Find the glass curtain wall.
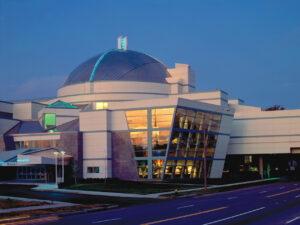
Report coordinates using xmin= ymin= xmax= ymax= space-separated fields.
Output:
xmin=164 ymin=107 xmax=221 ymax=179
xmin=126 ymin=108 xmax=174 ymax=179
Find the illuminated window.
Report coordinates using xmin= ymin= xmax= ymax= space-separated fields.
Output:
xmin=152 ymin=130 xmax=170 ymax=156
xmin=126 ymin=110 xmax=147 ymax=129
xmin=129 ymin=132 xmax=148 ymax=157
xmin=44 ymin=113 xmax=56 ymax=129
xmin=96 ymin=102 xmax=108 ymax=110
xmin=136 ymin=160 xmax=148 ymax=178
xmin=152 ymin=160 xmax=164 ymax=179
xmin=152 ymin=108 xmax=174 ymax=129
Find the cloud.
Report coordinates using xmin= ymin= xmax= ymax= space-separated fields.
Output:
xmin=0 ymin=75 xmax=65 ymax=101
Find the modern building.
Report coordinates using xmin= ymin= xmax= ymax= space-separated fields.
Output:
xmin=1 ymin=37 xmax=300 ymax=182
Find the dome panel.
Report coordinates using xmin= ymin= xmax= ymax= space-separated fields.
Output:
xmin=62 ymin=50 xmax=169 ymax=87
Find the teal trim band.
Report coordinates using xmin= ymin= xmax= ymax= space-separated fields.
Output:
xmin=89 ymin=49 xmax=117 ymax=82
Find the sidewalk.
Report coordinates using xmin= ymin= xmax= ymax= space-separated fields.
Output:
xmin=32 ymin=179 xmax=276 ymax=198
xmin=0 ymin=196 xmax=77 ymax=214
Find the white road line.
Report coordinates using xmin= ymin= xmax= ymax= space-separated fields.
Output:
xmin=286 ymin=216 xmax=300 ymax=224
xmin=294 ymin=184 xmax=299 ymax=186
xmin=92 ymin=218 xmax=121 ymax=224
xmin=295 ymin=195 xmax=300 ymax=198
xmin=177 ymin=204 xmax=194 ymax=209
xmin=202 ymin=207 xmax=265 ymax=225
xmin=259 ymin=191 xmax=267 ymax=194
xmin=280 ymin=186 xmax=285 ymax=189
xmin=227 ymin=197 xmax=238 ymax=200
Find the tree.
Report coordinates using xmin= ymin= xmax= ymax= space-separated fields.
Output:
xmin=70 ymin=160 xmax=79 ymax=184
xmin=263 ymin=105 xmax=285 ymax=111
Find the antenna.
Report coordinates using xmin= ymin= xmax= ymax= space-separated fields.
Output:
xmin=118 ymin=36 xmax=127 ymax=51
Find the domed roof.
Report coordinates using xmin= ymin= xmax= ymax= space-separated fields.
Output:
xmin=62 ymin=49 xmax=170 ymax=87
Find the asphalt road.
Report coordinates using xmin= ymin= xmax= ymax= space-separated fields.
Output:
xmin=37 ymin=181 xmax=300 ymax=225
xmin=0 ymin=184 xmax=162 ymax=207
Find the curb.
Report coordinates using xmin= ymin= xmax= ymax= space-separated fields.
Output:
xmin=0 ymin=204 xmax=119 ymax=224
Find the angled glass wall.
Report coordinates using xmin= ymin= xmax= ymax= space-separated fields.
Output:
xmin=126 ymin=108 xmax=174 ymax=179
xmin=163 ymin=107 xmax=221 ymax=179
xmin=125 ymin=107 xmax=222 ymax=180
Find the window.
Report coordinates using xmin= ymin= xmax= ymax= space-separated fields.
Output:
xmin=87 ymin=167 xmax=99 ymax=173
xmin=44 ymin=113 xmax=56 ymax=129
xmin=152 ymin=160 xmax=164 ymax=179
xmin=15 ymin=140 xmax=59 ymax=149
xmin=136 ymin=160 xmax=148 ymax=178
xmin=126 ymin=110 xmax=147 ymax=129
xmin=129 ymin=132 xmax=148 ymax=157
xmin=96 ymin=102 xmax=108 ymax=110
xmin=152 ymin=130 xmax=170 ymax=156
xmin=152 ymin=108 xmax=174 ymax=128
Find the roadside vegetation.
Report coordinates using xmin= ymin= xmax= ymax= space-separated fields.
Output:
xmin=0 ymin=204 xmax=109 ymax=220
xmin=0 ymin=198 xmax=50 ymax=209
xmin=61 ymin=179 xmax=202 ymax=194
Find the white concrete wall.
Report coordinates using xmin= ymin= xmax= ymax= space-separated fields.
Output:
xmin=80 ymin=110 xmax=110 ymax=131
xmin=178 ymin=90 xmax=228 ymax=106
xmin=210 ymin=114 xmax=233 ymax=178
xmin=82 ymin=132 xmax=112 ymax=178
xmin=13 ymin=103 xmax=32 ymax=120
xmin=56 ymin=81 xmax=171 ymax=104
xmin=13 ymin=134 xmax=60 ymax=142
xmin=0 ymin=101 xmax=13 ymax=113
xmin=0 ymin=119 xmax=19 ymax=134
xmin=110 ymin=111 xmax=128 ymax=131
xmin=228 ymin=107 xmax=300 ymax=155
xmin=83 ymin=159 xmax=112 ymax=179
xmin=166 ymin=63 xmax=196 ymax=93
xmin=31 ymin=102 xmax=46 ymax=119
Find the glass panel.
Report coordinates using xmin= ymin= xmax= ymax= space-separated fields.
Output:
xmin=152 ymin=130 xmax=170 ymax=156
xmin=174 ymin=160 xmax=185 ymax=178
xmin=152 ymin=108 xmax=174 ymax=129
xmin=174 ymin=108 xmax=185 ymax=128
xmin=126 ymin=110 xmax=147 ymax=129
xmin=129 ymin=132 xmax=148 ymax=157
xmin=152 ymin=160 xmax=164 ymax=179
xmin=164 ymin=160 xmax=175 ymax=179
xmin=137 ymin=160 xmax=148 ymax=178
xmin=44 ymin=113 xmax=56 ymax=129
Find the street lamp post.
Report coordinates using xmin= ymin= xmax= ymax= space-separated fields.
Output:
xmin=61 ymin=151 xmax=65 ymax=183
xmin=203 ymin=127 xmax=207 ymax=192
xmin=54 ymin=151 xmax=58 ymax=187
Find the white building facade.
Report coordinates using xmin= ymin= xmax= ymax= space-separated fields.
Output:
xmin=0 ymin=37 xmax=299 ymax=181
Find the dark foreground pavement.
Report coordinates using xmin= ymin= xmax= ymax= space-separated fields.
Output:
xmin=35 ymin=181 xmax=300 ymax=225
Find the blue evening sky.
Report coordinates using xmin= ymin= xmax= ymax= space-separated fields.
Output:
xmin=0 ymin=0 xmax=299 ymax=109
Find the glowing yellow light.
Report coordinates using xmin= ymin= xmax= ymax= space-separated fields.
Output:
xmin=96 ymin=102 xmax=108 ymax=110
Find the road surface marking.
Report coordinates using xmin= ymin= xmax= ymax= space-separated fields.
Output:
xmin=280 ymin=186 xmax=285 ymax=189
xmin=267 ymin=188 xmax=300 ymax=198
xmin=177 ymin=204 xmax=194 ymax=209
xmin=227 ymin=197 xmax=238 ymax=200
xmin=286 ymin=216 xmax=300 ymax=224
xmin=259 ymin=191 xmax=267 ymax=194
xmin=203 ymin=207 xmax=265 ymax=225
xmin=294 ymin=184 xmax=298 ymax=186
xmin=295 ymin=195 xmax=300 ymax=198
xmin=141 ymin=206 xmax=227 ymax=225
xmin=92 ymin=218 xmax=121 ymax=224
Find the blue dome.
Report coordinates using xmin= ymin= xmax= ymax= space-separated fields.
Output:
xmin=62 ymin=50 xmax=170 ymax=87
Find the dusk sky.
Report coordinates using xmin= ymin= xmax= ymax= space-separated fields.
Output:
xmin=0 ymin=0 xmax=299 ymax=109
